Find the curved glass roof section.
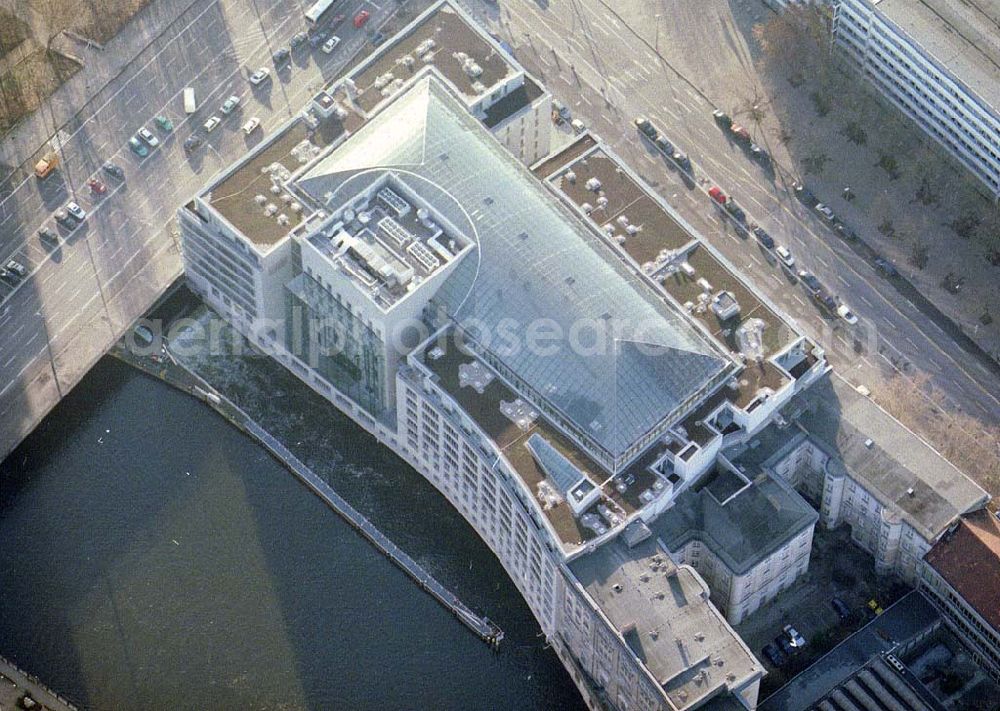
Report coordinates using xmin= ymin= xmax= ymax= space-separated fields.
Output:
xmin=298 ymin=77 xmax=731 ymax=459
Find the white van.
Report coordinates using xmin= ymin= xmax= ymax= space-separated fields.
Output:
xmin=183 ymin=87 xmax=197 ymax=114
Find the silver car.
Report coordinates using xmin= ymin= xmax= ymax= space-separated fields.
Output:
xmin=66 ymin=201 xmax=87 ymax=221
xmin=137 ymin=127 xmax=159 ymax=148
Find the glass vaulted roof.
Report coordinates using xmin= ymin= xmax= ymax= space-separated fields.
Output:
xmin=297 ymin=77 xmax=731 ymax=462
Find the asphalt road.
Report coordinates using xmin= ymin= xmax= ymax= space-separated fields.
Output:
xmin=0 ymin=0 xmax=403 ymax=458
xmin=460 ymin=0 xmax=1000 ymax=425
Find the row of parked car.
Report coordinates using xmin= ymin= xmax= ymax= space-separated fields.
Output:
xmin=634 ymin=116 xmax=691 ymax=172
xmin=712 ymin=109 xmax=771 ymax=168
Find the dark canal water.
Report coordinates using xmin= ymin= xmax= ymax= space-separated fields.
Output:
xmin=0 ymin=355 xmax=584 ymax=711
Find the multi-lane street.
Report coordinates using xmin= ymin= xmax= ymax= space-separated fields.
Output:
xmin=0 ymin=0 xmax=406 ymax=457
xmin=458 ymin=0 xmax=1000 ymax=427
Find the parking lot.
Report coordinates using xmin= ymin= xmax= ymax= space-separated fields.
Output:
xmin=0 ymin=0 xmax=425 ymax=457
xmin=735 ymin=523 xmax=912 ymax=696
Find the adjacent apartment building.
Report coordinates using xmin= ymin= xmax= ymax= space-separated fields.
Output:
xmin=725 ymin=375 xmax=989 ymax=586
xmin=831 ymin=0 xmax=1000 ymax=200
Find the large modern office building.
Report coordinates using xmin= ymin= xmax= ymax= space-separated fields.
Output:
xmin=831 ymin=0 xmax=1000 ymax=200
xmin=178 ymin=2 xmax=991 ymax=708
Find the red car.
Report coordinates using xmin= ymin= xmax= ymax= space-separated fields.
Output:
xmin=730 ymin=124 xmax=751 ymax=143
xmin=353 ymin=9 xmax=370 ymax=28
xmin=708 ymin=186 xmax=727 ymax=205
xmin=87 ymin=177 xmax=107 ymax=195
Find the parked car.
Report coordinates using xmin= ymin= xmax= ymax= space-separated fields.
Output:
xmin=775 ymin=634 xmax=795 ymax=656
xmin=310 ymin=29 xmax=330 ymax=49
xmin=775 ymin=245 xmax=795 ymax=270
xmin=837 ymin=303 xmax=859 ymax=325
xmin=752 ymin=224 xmax=774 ymax=248
xmin=783 ymin=625 xmax=807 ymax=648
xmin=66 ymin=201 xmax=87 ymax=221
xmin=34 ymin=152 xmax=59 ymax=179
xmin=831 ymin=597 xmax=852 ymax=621
xmin=369 ymin=31 xmax=386 ymax=46
xmin=798 ymin=270 xmax=823 ymax=296
xmin=203 ymin=116 xmax=221 ymax=132
xmin=242 ymin=117 xmax=261 ymax=135
xmin=655 ymin=134 xmax=673 ymax=155
xmin=38 ymin=225 xmax=58 ymax=242
xmin=290 ymin=31 xmax=308 ymax=49
xmin=712 ymin=109 xmax=732 ymax=128
xmin=815 ymin=203 xmax=836 ymax=221
xmin=86 ymin=177 xmax=107 ymax=194
xmin=249 ymin=67 xmax=271 ymax=85
xmin=54 ymin=209 xmax=75 ymax=227
xmin=102 ymin=162 xmax=124 ymax=180
xmin=874 ymin=257 xmax=899 ymax=278
xmin=329 ymin=13 xmax=345 ymax=28
xmin=634 ymin=116 xmax=657 ymax=138
xmin=730 ymin=124 xmax=751 ymax=143
xmin=708 ymin=185 xmax=727 ymax=204
xmin=128 ymin=136 xmax=148 ymax=156
xmin=321 ymin=36 xmax=341 ymax=54
xmin=5 ymin=259 xmax=28 ymax=278
xmin=762 ymin=643 xmax=787 ymax=667
xmin=571 ymin=118 xmax=586 ymax=133
xmin=184 ymin=134 xmax=204 ymax=152
xmin=137 ymin=127 xmax=159 ymax=148
xmin=273 ymin=47 xmax=291 ymax=65
xmin=815 ymin=290 xmax=838 ymax=312
xmin=793 ymin=181 xmax=817 ymax=207
xmin=672 ymin=150 xmax=690 ymax=171
xmin=835 ymin=223 xmax=858 ymax=241
xmin=750 ymin=144 xmax=770 ymax=165
xmin=154 ymin=115 xmax=173 ymax=132
xmin=220 ymin=95 xmax=241 ymax=115
xmin=553 ymin=100 xmax=571 ymax=122
xmin=725 ymin=200 xmax=746 ymax=223
xmin=354 ymin=9 xmax=370 ymax=28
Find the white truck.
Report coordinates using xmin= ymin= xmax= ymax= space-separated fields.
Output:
xmin=183 ymin=87 xmax=197 ymax=114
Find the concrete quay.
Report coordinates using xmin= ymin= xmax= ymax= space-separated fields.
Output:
xmin=0 ymin=654 xmax=77 ymax=711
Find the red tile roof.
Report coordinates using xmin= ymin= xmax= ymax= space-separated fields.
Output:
xmin=924 ymin=508 xmax=1000 ymax=631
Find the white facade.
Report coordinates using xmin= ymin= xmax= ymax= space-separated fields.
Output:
xmin=832 ymin=0 xmax=1000 ymax=200
xmin=485 ymin=82 xmax=552 ymax=167
xmin=394 ymin=366 xmax=697 ymax=711
xmin=671 ymin=525 xmax=814 ymax=626
xmin=769 ymin=436 xmax=932 ymax=583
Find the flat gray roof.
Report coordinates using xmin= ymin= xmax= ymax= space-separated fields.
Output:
xmin=873 ymin=0 xmax=1000 ymax=116
xmin=729 ymin=375 xmax=989 ymax=542
xmin=569 ymin=538 xmax=762 ymax=710
xmin=649 ymin=467 xmax=817 ymax=576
